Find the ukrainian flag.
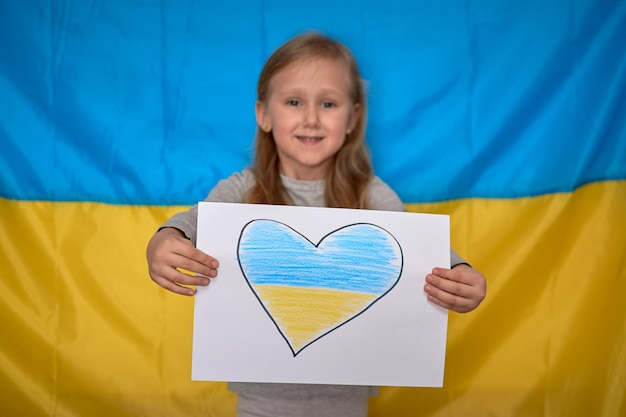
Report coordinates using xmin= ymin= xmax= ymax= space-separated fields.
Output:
xmin=1 ymin=1 xmax=624 ymax=416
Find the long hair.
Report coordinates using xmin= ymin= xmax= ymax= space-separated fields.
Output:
xmin=247 ymin=32 xmax=373 ymax=209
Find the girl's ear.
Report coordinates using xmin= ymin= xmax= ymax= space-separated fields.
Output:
xmin=348 ymin=102 xmax=361 ymax=134
xmin=255 ymin=101 xmax=271 ymax=132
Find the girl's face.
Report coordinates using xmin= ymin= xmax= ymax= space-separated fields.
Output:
xmin=256 ymin=57 xmax=360 ymax=181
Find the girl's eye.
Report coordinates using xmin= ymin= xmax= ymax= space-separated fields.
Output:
xmin=287 ymin=99 xmax=300 ymax=106
xmin=321 ymin=101 xmax=335 ymax=108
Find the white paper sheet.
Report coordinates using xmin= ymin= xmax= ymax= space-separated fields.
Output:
xmin=192 ymin=202 xmax=449 ymax=387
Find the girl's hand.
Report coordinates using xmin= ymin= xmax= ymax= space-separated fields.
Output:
xmin=424 ymin=264 xmax=486 ymax=313
xmin=146 ymin=227 xmax=219 ymax=296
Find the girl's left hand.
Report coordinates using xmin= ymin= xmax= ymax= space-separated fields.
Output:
xmin=424 ymin=264 xmax=486 ymax=313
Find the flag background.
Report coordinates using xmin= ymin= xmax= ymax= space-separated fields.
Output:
xmin=1 ymin=1 xmax=625 ymax=416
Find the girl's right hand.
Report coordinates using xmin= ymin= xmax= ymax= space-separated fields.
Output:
xmin=146 ymin=227 xmax=220 ymax=296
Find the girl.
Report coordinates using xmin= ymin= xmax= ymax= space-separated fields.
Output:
xmin=147 ymin=32 xmax=486 ymax=417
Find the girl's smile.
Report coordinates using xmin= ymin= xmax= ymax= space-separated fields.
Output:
xmin=296 ymin=136 xmax=323 ymax=142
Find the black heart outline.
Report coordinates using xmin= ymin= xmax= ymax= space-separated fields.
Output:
xmin=237 ymin=219 xmax=404 ymax=357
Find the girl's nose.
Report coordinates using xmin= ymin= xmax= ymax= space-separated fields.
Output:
xmin=304 ymin=106 xmax=320 ymax=128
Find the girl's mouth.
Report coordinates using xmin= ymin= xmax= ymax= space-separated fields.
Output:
xmin=296 ymin=136 xmax=323 ymax=142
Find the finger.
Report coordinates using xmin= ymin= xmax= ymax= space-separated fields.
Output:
xmin=424 ymin=281 xmax=469 ymax=311
xmin=430 ymin=266 xmax=486 ymax=298
xmin=152 ymin=275 xmax=197 ymax=296
xmin=154 ymin=242 xmax=219 ymax=279
xmin=173 ymin=254 xmax=219 ymax=279
xmin=432 ymin=267 xmax=469 ymax=283
xmin=425 ymin=292 xmax=455 ymax=311
xmin=424 ymin=285 xmax=477 ymax=313
xmin=426 ymin=272 xmax=473 ymax=300
xmin=427 ymin=295 xmax=473 ymax=313
xmin=161 ymin=260 xmax=213 ymax=287
xmin=174 ymin=245 xmax=220 ymax=278
xmin=151 ymin=266 xmax=212 ymax=295
xmin=436 ymin=266 xmax=486 ymax=287
xmin=425 ymin=267 xmax=486 ymax=312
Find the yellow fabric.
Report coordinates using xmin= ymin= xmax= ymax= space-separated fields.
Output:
xmin=1 ymin=180 xmax=624 ymax=416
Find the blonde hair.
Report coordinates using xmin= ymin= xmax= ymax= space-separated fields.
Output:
xmin=247 ymin=32 xmax=373 ymax=209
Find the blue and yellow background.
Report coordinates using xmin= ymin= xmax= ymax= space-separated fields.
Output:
xmin=1 ymin=1 xmax=624 ymax=416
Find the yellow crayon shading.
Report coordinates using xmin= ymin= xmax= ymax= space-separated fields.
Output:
xmin=253 ymin=284 xmax=378 ymax=353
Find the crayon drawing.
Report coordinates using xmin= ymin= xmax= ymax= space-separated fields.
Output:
xmin=194 ymin=202 xmax=450 ymax=386
xmin=237 ymin=219 xmax=404 ymax=356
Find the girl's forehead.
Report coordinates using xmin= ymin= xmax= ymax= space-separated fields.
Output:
xmin=270 ymin=57 xmax=351 ymax=87
xmin=282 ymin=56 xmax=347 ymax=73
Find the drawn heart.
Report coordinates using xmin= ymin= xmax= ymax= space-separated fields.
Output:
xmin=237 ymin=220 xmax=404 ymax=356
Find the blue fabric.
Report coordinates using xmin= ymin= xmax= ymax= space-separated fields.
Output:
xmin=1 ymin=0 xmax=625 ymax=204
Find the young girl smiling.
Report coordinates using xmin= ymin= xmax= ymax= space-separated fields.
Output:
xmin=147 ymin=32 xmax=486 ymax=417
